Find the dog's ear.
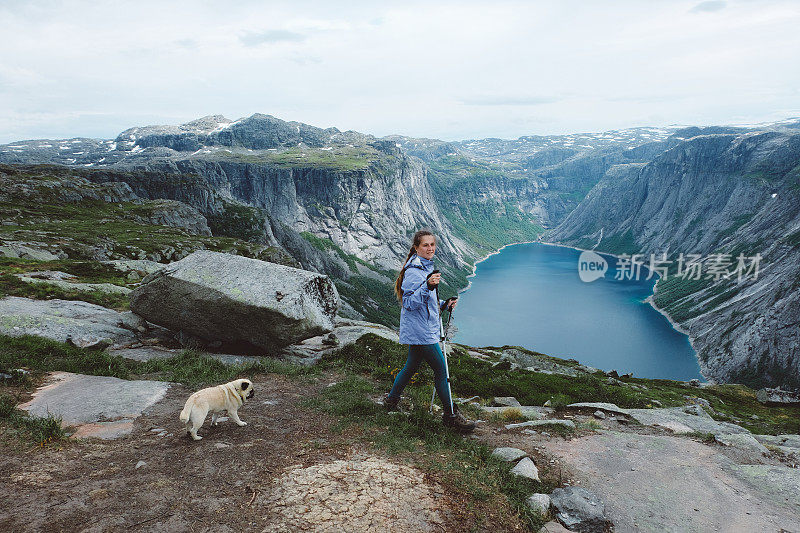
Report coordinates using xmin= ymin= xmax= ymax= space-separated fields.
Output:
xmin=241 ymin=381 xmax=249 ymax=390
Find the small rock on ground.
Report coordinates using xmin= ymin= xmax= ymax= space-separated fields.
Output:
xmin=550 ymin=486 xmax=611 ymax=533
xmin=491 ymin=447 xmax=527 ymax=462
xmin=510 ymin=457 xmax=540 ymax=481
xmin=527 ymin=493 xmax=551 ymax=518
xmin=492 ymin=396 xmax=522 ymax=407
xmin=538 ymin=520 xmax=573 ymax=533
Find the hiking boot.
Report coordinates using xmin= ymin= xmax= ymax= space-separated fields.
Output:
xmin=383 ymin=394 xmax=400 ymax=412
xmin=442 ymin=404 xmax=476 ymax=433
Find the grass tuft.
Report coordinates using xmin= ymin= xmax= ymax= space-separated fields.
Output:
xmin=0 ymin=392 xmax=68 ymax=446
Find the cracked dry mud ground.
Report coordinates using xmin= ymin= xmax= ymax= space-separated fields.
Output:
xmin=0 ymin=374 xmax=469 ymax=532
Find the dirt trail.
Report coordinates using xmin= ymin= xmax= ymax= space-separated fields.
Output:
xmin=0 ymin=374 xmax=459 ymax=532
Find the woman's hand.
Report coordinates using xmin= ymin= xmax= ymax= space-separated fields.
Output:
xmin=445 ymin=297 xmax=458 ymax=310
xmin=426 ymin=272 xmax=441 ymax=290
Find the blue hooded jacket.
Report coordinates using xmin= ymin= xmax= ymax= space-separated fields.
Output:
xmin=398 ymin=253 xmax=447 ymax=345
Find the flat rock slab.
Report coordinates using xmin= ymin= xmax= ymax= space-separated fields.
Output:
xmin=715 ymin=433 xmax=770 ymax=463
xmin=753 ymin=434 xmax=800 ymax=450
xmin=19 ymin=372 xmax=170 ymax=439
xmin=506 ymin=419 xmax=576 ymax=430
xmin=261 ymin=457 xmax=445 ymax=532
xmin=15 ymin=275 xmax=132 ymax=295
xmin=0 ymin=296 xmax=139 ymax=347
xmin=543 ymin=430 xmax=800 ymax=532
xmin=626 ymin=407 xmax=750 ymax=436
xmin=567 ymin=402 xmax=752 ymax=436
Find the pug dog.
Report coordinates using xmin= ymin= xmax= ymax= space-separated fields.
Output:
xmin=179 ymin=378 xmax=254 ymax=440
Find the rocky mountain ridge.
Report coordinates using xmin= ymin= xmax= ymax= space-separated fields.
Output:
xmin=547 ymin=128 xmax=800 ymax=389
xmin=2 ymin=114 xmax=800 ymax=387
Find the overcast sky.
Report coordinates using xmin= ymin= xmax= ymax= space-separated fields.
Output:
xmin=1 ymin=0 xmax=798 ymax=143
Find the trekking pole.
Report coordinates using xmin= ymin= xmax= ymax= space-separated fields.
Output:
xmin=430 ymin=301 xmax=456 ymax=414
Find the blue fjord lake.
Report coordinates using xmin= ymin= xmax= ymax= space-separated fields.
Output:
xmin=452 ymin=242 xmax=704 ymax=381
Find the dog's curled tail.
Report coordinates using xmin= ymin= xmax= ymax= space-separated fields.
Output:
xmin=179 ymin=402 xmax=192 ymax=424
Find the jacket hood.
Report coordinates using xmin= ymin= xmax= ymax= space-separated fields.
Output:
xmin=404 ymin=253 xmax=434 ymax=270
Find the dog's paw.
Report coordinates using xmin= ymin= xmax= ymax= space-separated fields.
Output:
xmin=236 ymin=421 xmax=247 ymax=427
xmin=191 ymin=434 xmax=203 ymax=441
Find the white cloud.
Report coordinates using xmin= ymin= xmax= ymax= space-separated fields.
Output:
xmin=0 ymin=0 xmax=798 ymax=143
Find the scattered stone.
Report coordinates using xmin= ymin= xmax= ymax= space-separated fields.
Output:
xmin=538 ymin=520 xmax=572 ymax=533
xmin=689 ymin=379 xmax=701 ymax=387
xmin=756 ymin=388 xmax=800 ymax=406
xmin=593 ymin=410 xmax=606 ymax=420
xmin=0 ymin=243 xmax=61 ymax=261
xmin=130 ymin=250 xmax=338 ymax=351
xmin=281 ymin=318 xmax=399 ymax=364
xmin=544 ymin=399 xmax=552 ymax=407
xmin=550 ymin=486 xmax=611 ymax=533
xmin=526 ymin=493 xmax=551 ymax=518
xmin=491 ymin=447 xmax=528 ymax=462
xmin=507 ymin=419 xmax=576 ymax=430
xmin=510 ymin=457 xmax=540 ymax=481
xmin=101 ymin=259 xmax=164 ymax=276
xmin=567 ymin=402 xmax=751 ymax=436
xmin=321 ymin=332 xmax=338 ymax=346
xmin=566 ymin=402 xmax=630 ymax=417
xmin=606 ymin=370 xmax=619 ymax=378
xmin=492 ymin=396 xmax=522 ymax=407
xmin=215 ymin=442 xmax=231 ymax=449
xmin=67 ymin=335 xmax=113 ymax=350
xmin=20 ymin=271 xmax=77 ymax=281
xmin=135 ymin=461 xmax=146 ymax=469
xmin=492 ymin=359 xmax=513 ymax=371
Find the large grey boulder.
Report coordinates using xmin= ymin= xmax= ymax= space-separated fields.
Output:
xmin=550 ymin=486 xmax=611 ymax=533
xmin=130 ymin=250 xmax=338 ymax=351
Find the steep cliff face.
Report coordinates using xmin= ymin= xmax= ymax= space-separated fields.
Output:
xmin=548 ymin=130 xmax=800 ymax=388
xmin=127 ymin=149 xmax=471 ymax=272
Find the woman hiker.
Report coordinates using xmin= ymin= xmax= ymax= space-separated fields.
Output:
xmin=383 ymin=229 xmax=476 ymax=433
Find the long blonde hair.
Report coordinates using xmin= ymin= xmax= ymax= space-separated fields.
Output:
xmin=394 ymin=230 xmax=434 ymax=302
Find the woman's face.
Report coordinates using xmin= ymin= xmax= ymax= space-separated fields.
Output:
xmin=415 ymin=235 xmax=436 ymax=260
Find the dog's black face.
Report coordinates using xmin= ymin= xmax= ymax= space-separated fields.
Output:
xmin=241 ymin=380 xmax=255 ymax=399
